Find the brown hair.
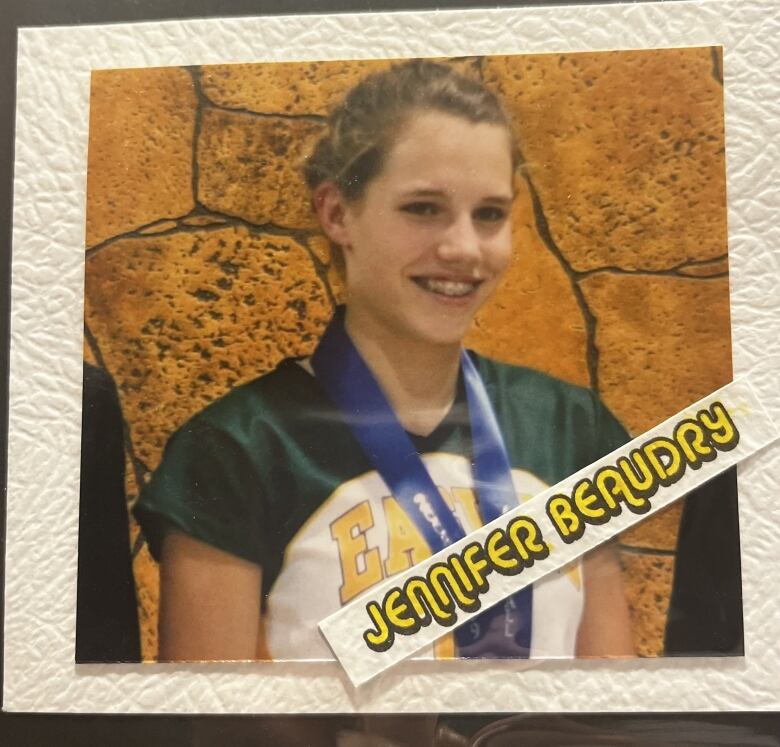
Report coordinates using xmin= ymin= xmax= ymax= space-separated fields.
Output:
xmin=304 ymin=59 xmax=519 ymax=202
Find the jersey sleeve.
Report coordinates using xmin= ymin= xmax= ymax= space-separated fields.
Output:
xmin=134 ymin=416 xmax=266 ymax=568
xmin=590 ymin=393 xmax=631 ymax=462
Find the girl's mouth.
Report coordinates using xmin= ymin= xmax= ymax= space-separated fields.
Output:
xmin=413 ymin=277 xmax=481 ymax=298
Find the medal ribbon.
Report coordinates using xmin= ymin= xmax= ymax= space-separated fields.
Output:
xmin=311 ymin=308 xmax=532 ymax=655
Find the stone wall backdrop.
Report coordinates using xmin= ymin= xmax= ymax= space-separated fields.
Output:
xmin=83 ymin=48 xmax=731 ymax=662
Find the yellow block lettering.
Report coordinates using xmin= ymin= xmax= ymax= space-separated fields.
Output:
xmin=330 ymin=501 xmax=383 ymax=604
xmin=449 ymin=554 xmax=476 ymax=593
xmin=463 ymin=543 xmax=491 ymax=588
xmin=507 ymin=517 xmax=546 ymax=561
xmin=385 ymin=589 xmax=415 ymax=629
xmin=429 ymin=563 xmax=477 ymax=613
xmin=363 ymin=601 xmax=393 ymax=652
xmin=643 ymin=437 xmax=684 ymax=484
xmin=486 ymin=529 xmax=519 ymax=571
xmin=595 ymin=466 xmax=648 ymax=513
xmin=573 ymin=478 xmax=606 ymax=519
xmin=617 ymin=450 xmax=655 ymax=493
xmin=407 ymin=577 xmax=450 ymax=625
xmin=382 ymin=496 xmax=430 ymax=576
xmin=700 ymin=401 xmax=740 ymax=450
xmin=674 ymin=420 xmax=714 ymax=466
xmin=546 ymin=494 xmax=582 ymax=543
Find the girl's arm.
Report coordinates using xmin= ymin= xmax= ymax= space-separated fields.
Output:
xmin=158 ymin=529 xmax=262 ymax=662
xmin=575 ymin=542 xmax=636 ymax=657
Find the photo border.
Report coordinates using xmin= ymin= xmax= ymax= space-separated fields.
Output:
xmin=5 ymin=0 xmax=780 ymax=713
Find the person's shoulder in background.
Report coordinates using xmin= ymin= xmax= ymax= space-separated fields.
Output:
xmin=665 ymin=466 xmax=743 ymax=656
xmin=471 ymin=352 xmax=629 ymax=474
xmin=77 ymin=362 xmax=141 ymax=663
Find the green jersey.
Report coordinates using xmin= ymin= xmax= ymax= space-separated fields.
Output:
xmin=135 ymin=353 xmax=628 ymax=660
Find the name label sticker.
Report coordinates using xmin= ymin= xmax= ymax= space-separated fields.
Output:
xmin=318 ymin=377 xmax=779 ymax=687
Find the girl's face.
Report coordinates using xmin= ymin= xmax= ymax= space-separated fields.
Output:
xmin=322 ymin=110 xmax=514 ymax=348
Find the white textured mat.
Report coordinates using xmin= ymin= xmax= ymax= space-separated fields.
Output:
xmin=6 ymin=0 xmax=780 ymax=713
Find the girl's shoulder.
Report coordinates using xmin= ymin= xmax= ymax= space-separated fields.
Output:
xmin=470 ymin=352 xmax=629 ymax=469
xmin=180 ymin=357 xmax=323 ymax=442
xmin=471 ymin=351 xmax=595 ymax=406
xmin=469 ymin=351 xmax=626 ymax=437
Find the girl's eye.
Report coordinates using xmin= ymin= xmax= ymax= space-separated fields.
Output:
xmin=401 ymin=202 xmax=440 ymax=217
xmin=474 ymin=205 xmax=508 ymax=223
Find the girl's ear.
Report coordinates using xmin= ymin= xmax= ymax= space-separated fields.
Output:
xmin=311 ymin=182 xmax=352 ymax=248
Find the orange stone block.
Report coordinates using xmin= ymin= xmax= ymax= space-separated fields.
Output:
xmin=678 ymin=256 xmax=729 ymax=277
xmin=84 ymin=226 xmax=334 ymax=473
xmin=199 ymin=57 xmax=480 ymax=117
xmin=200 ymin=58 xmax=395 ymax=116
xmin=580 ymin=273 xmax=732 ymax=435
xmin=197 ymin=108 xmax=324 ymax=229
xmin=86 ymin=67 xmax=197 ymax=248
xmin=621 ymin=552 xmax=674 ymax=657
xmin=466 ymin=176 xmax=589 ymax=388
xmin=620 ymin=502 xmax=682 ymax=552
xmin=484 ymin=48 xmax=727 ymax=271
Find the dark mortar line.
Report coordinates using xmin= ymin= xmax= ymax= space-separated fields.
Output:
xmin=83 ymin=322 xmax=148 ymax=510
xmin=520 ymin=166 xmax=600 ymax=392
xmin=186 ymin=208 xmax=322 ymax=246
xmin=130 ymin=530 xmax=146 ymax=559
xmin=187 ymin=66 xmax=207 ymax=208
xmin=676 ymin=253 xmax=729 ymax=268
xmin=241 ymin=218 xmax=319 ymax=243
xmin=85 ymin=211 xmax=320 ymax=257
xmin=475 ymin=54 xmax=486 ymax=81
xmin=619 ymin=544 xmax=676 ymax=558
xmin=678 ymin=270 xmax=729 ymax=280
xmin=218 ymin=206 xmax=339 ymax=306
xmin=576 ymin=264 xmax=729 ymax=280
xmin=300 ymin=239 xmax=338 ymax=310
xmin=83 ymin=320 xmax=108 ymax=370
xmin=710 ymin=46 xmax=724 ymax=87
xmin=85 ymin=214 xmax=195 ymax=258
xmin=201 ymin=99 xmax=327 ymax=124
xmin=576 ymin=253 xmax=729 ymax=279
xmin=158 ymin=203 xmax=320 ymax=244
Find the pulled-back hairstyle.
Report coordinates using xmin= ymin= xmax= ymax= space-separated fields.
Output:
xmin=304 ymin=59 xmax=519 ymax=202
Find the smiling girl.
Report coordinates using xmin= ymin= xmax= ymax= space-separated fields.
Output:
xmin=135 ymin=59 xmax=635 ymax=662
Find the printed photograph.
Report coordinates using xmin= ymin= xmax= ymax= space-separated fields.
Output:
xmin=77 ymin=48 xmax=739 ymax=664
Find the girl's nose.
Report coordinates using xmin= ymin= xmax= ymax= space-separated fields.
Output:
xmin=436 ymin=215 xmax=481 ymax=265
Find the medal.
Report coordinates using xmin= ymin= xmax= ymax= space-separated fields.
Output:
xmin=312 ymin=308 xmax=532 ymax=657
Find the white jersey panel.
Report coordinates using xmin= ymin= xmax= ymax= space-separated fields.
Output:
xmin=264 ymin=453 xmax=583 ymax=661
